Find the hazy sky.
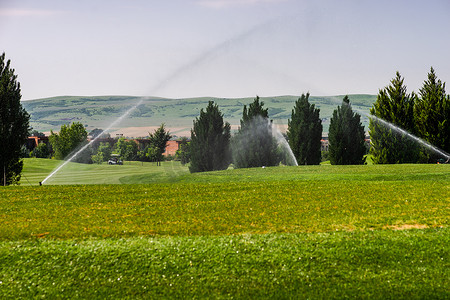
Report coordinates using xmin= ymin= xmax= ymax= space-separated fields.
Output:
xmin=1 ymin=0 xmax=450 ymax=100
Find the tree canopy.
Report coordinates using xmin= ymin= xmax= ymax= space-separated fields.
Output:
xmin=189 ymin=101 xmax=231 ymax=173
xmin=148 ymin=124 xmax=172 ymax=163
xmin=232 ymin=96 xmax=280 ymax=168
xmin=369 ymin=72 xmax=420 ymax=163
xmin=329 ymin=96 xmax=366 ymax=165
xmin=114 ymin=137 xmax=138 ymax=161
xmin=414 ymin=67 xmax=450 ymax=161
xmin=287 ymin=93 xmax=322 ymax=165
xmin=0 ymin=52 xmax=30 ymax=185
xmin=49 ymin=122 xmax=88 ymax=161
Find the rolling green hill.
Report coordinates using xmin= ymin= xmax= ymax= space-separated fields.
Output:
xmin=22 ymin=94 xmax=376 ymax=136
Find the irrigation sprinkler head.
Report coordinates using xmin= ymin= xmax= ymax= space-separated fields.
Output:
xmin=39 ymin=181 xmax=42 ymax=186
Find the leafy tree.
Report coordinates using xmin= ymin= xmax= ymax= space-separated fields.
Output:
xmin=232 ymin=96 xmax=280 ymax=168
xmin=91 ymin=142 xmax=112 ymax=164
xmin=31 ymin=142 xmax=51 ymax=158
xmin=138 ymin=145 xmax=159 ymax=162
xmin=49 ymin=122 xmax=88 ymax=160
xmin=114 ymin=137 xmax=138 ymax=161
xmin=328 ymin=96 xmax=366 ymax=165
xmin=189 ymin=101 xmax=231 ymax=173
xmin=148 ymin=124 xmax=172 ymax=165
xmin=0 ymin=52 xmax=30 ymax=185
xmin=414 ymin=67 xmax=450 ymax=161
xmin=287 ymin=93 xmax=322 ymax=165
xmin=176 ymin=137 xmax=190 ymax=165
xmin=369 ymin=72 xmax=420 ymax=164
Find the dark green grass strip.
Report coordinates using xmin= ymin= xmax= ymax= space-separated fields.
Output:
xmin=0 ymin=229 xmax=448 ymax=299
xmin=1 ymin=181 xmax=448 ymax=240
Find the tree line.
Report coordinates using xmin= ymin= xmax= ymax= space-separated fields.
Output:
xmin=29 ymin=123 xmax=174 ymax=165
xmin=186 ymin=94 xmax=367 ymax=172
xmin=369 ymin=68 xmax=450 ymax=163
xmin=187 ymin=68 xmax=450 ymax=171
xmin=1 ymin=50 xmax=449 ymax=184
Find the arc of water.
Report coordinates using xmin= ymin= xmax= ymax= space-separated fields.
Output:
xmin=367 ymin=114 xmax=450 ymax=160
xmin=332 ymin=99 xmax=450 ymax=160
xmin=40 ymin=98 xmax=145 ymax=184
xmin=40 ymin=17 xmax=293 ymax=184
xmin=270 ymin=120 xmax=298 ymax=166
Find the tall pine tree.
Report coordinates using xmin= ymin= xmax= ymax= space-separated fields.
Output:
xmin=287 ymin=93 xmax=322 ymax=165
xmin=0 ymin=53 xmax=30 ymax=185
xmin=414 ymin=67 xmax=450 ymax=161
xmin=189 ymin=101 xmax=231 ymax=173
xmin=148 ymin=123 xmax=171 ymax=165
xmin=232 ymin=96 xmax=280 ymax=168
xmin=369 ymin=72 xmax=420 ymax=163
xmin=329 ymin=96 xmax=366 ymax=165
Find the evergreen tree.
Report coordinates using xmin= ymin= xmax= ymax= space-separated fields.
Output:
xmin=232 ymin=96 xmax=280 ymax=168
xmin=189 ymin=101 xmax=231 ymax=173
xmin=328 ymin=96 xmax=366 ymax=165
xmin=49 ymin=122 xmax=88 ymax=160
xmin=287 ymin=93 xmax=322 ymax=165
xmin=148 ymin=123 xmax=172 ymax=165
xmin=369 ymin=72 xmax=420 ymax=163
xmin=0 ymin=53 xmax=30 ymax=185
xmin=414 ymin=67 xmax=450 ymax=161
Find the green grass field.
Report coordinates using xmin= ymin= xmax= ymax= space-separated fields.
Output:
xmin=1 ymin=159 xmax=449 ymax=298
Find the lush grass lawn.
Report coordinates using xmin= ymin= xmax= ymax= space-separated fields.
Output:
xmin=2 ymin=180 xmax=449 ymax=239
xmin=2 ymin=160 xmax=449 ymax=298
xmin=20 ymin=158 xmax=450 ymax=185
xmin=20 ymin=158 xmax=189 ymax=185
xmin=1 ymin=230 xmax=448 ymax=299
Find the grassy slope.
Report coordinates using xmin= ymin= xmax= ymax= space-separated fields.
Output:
xmin=2 ymin=160 xmax=449 ymax=298
xmin=20 ymin=158 xmax=188 ymax=185
xmin=22 ymin=94 xmax=376 ymax=134
xmin=20 ymin=158 xmax=449 ymax=185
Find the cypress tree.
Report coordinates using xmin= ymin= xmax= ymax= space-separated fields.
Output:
xmin=189 ymin=101 xmax=231 ymax=173
xmin=414 ymin=67 xmax=450 ymax=161
xmin=369 ymin=72 xmax=420 ymax=163
xmin=329 ymin=96 xmax=366 ymax=165
xmin=0 ymin=53 xmax=30 ymax=185
xmin=148 ymin=123 xmax=172 ymax=165
xmin=232 ymin=96 xmax=280 ymax=168
xmin=287 ymin=93 xmax=322 ymax=165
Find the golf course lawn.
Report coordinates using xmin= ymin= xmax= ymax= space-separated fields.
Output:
xmin=1 ymin=159 xmax=448 ymax=298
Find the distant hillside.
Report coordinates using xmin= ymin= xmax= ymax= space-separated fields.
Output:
xmin=22 ymin=94 xmax=376 ymax=137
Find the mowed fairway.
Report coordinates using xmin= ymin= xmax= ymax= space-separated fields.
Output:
xmin=1 ymin=160 xmax=449 ymax=298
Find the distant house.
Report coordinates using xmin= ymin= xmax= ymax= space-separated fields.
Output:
xmin=134 ymin=139 xmax=183 ymax=157
xmin=26 ymin=136 xmax=50 ymax=152
xmin=163 ymin=140 xmax=182 ymax=157
xmin=321 ymin=138 xmax=329 ymax=151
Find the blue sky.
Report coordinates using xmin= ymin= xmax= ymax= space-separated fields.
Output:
xmin=1 ymin=0 xmax=450 ymax=100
